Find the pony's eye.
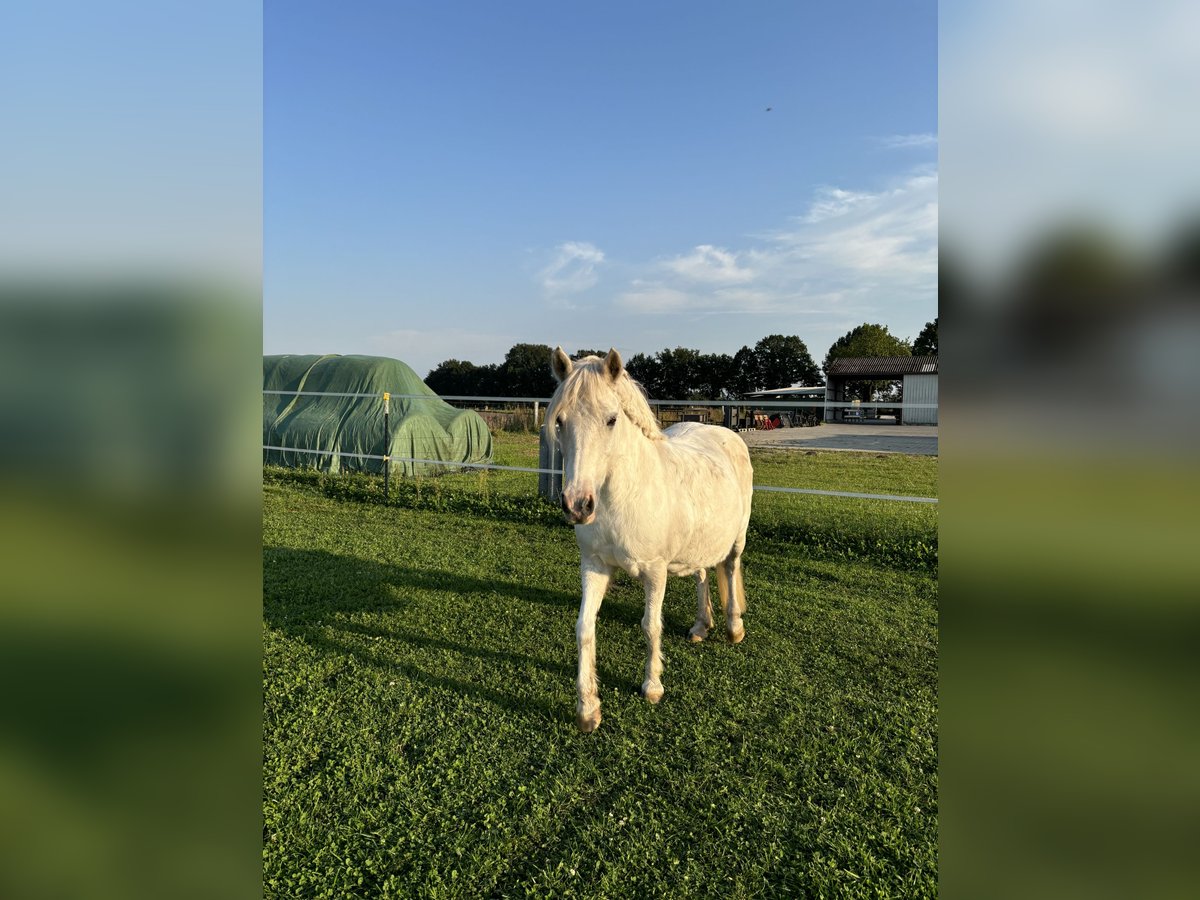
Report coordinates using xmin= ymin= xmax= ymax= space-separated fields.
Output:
xmin=606 ymin=414 xmax=617 ymax=428
xmin=555 ymin=415 xmax=563 ymax=428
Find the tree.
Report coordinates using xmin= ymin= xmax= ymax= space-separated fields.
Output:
xmin=425 ymin=359 xmax=483 ymax=395
xmin=913 ymin=317 xmax=938 ymax=356
xmin=695 ymin=352 xmax=736 ymax=399
xmin=823 ymin=323 xmax=912 ymax=401
xmin=753 ymin=334 xmax=821 ymax=389
xmin=498 ymin=342 xmax=556 ymax=397
xmin=425 ymin=359 xmax=502 ymax=395
xmin=730 ymin=345 xmax=760 ymax=396
xmin=572 ymin=348 xmax=606 ymax=359
xmin=625 ymin=352 xmax=662 ymax=396
xmin=823 ymin=323 xmax=912 ymax=371
xmin=656 ymin=347 xmax=704 ymax=399
xmin=472 ymin=363 xmax=502 ymax=396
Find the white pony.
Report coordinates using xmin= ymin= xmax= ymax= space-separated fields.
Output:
xmin=547 ymin=347 xmax=754 ymax=733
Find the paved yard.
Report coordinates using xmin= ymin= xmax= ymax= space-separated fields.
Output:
xmin=739 ymin=422 xmax=939 ymax=455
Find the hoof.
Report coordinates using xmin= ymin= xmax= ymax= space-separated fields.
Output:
xmin=687 ymin=626 xmax=707 ymax=643
xmin=727 ymin=625 xmax=745 ymax=644
xmin=576 ymin=708 xmax=602 ymax=733
xmin=641 ymin=681 xmax=664 ymax=704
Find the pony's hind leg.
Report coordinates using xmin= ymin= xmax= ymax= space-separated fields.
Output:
xmin=688 ymin=569 xmax=714 ymax=643
xmin=723 ymin=551 xmax=746 ymax=644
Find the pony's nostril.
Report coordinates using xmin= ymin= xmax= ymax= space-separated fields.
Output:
xmin=584 ymin=495 xmax=595 ymax=515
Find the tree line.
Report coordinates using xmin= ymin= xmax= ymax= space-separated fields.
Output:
xmin=425 ymin=319 xmax=936 ymax=401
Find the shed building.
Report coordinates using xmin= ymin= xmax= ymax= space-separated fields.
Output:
xmin=824 ymin=356 xmax=938 ymax=425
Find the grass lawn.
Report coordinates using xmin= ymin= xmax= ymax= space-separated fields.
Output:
xmin=263 ymin=437 xmax=937 ymax=898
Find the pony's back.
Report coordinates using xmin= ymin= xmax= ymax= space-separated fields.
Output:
xmin=663 ymin=421 xmax=754 ymax=510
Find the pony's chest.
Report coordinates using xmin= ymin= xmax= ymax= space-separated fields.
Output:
xmin=576 ymin=506 xmax=702 ymax=577
xmin=578 ymin=532 xmax=705 ymax=580
xmin=576 ymin=516 xmax=654 ymax=573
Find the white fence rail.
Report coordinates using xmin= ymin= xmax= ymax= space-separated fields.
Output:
xmin=263 ymin=390 xmax=938 ymax=504
xmin=264 ymin=388 xmax=937 ymax=409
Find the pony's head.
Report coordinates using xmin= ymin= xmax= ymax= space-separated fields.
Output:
xmin=547 ymin=346 xmax=661 ymax=525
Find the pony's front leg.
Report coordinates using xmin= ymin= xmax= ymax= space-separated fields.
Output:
xmin=639 ymin=563 xmax=669 ymax=703
xmin=576 ymin=558 xmax=612 ymax=733
xmin=688 ymin=569 xmax=713 ymax=643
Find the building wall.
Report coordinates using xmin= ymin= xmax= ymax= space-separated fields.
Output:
xmin=824 ymin=383 xmax=841 ymax=421
xmin=903 ymin=374 xmax=938 ymax=424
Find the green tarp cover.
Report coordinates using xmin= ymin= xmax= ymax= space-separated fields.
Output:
xmin=264 ymin=354 xmax=492 ymax=477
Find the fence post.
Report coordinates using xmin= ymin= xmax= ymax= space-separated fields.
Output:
xmin=382 ymin=392 xmax=390 ymax=505
xmin=533 ymin=400 xmax=539 ymax=431
xmin=538 ymin=424 xmax=562 ymax=503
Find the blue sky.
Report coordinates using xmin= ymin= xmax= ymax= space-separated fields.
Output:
xmin=265 ymin=1 xmax=937 ymax=379
xmin=3 ymin=1 xmax=261 ymax=277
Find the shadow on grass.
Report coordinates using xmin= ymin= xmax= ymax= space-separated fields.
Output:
xmin=264 ymin=545 xmax=645 ymax=629
xmin=334 ymin=618 xmax=575 ymax=678
xmin=264 ymin=546 xmax=649 ymax=722
xmin=295 ymin=626 xmax=568 ymax=722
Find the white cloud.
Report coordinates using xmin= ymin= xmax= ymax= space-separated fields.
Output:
xmin=777 ymin=171 xmax=938 ymax=277
xmin=878 ymin=132 xmax=938 ymax=149
xmin=803 ymin=188 xmax=882 ymax=223
xmin=662 ymin=244 xmax=754 ymax=283
xmin=615 ymin=283 xmax=692 ymax=313
xmin=613 ymin=168 xmax=937 ymax=320
xmin=538 ymin=241 xmax=605 ymax=296
xmin=615 ymin=280 xmax=792 ymax=316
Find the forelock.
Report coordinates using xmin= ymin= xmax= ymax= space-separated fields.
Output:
xmin=547 ymin=356 xmax=663 ymax=440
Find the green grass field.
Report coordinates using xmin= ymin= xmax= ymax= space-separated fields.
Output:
xmin=263 ymin=436 xmax=938 ymax=898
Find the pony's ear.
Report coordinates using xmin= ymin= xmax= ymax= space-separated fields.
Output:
xmin=551 ymin=346 xmax=573 ymax=382
xmin=603 ymin=348 xmax=623 ymax=381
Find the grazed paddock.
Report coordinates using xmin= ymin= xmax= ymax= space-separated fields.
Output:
xmin=263 ymin=440 xmax=937 ymax=898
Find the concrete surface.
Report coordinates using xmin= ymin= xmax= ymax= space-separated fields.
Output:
xmin=737 ymin=422 xmax=938 ymax=456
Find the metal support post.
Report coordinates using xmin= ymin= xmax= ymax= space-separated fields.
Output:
xmin=382 ymin=392 xmax=390 ymax=505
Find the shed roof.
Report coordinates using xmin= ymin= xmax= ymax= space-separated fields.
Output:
xmin=826 ymin=355 xmax=938 ymax=378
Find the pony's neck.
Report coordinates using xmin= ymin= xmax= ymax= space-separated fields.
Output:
xmin=603 ymin=414 xmax=662 ymax=494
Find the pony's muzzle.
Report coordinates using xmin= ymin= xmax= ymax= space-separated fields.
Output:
xmin=561 ymin=489 xmax=596 ymax=525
